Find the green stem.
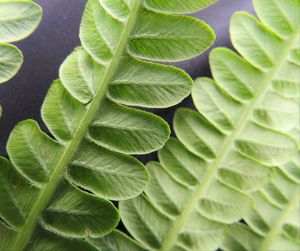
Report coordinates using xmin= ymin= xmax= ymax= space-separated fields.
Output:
xmin=11 ymin=1 xmax=142 ymax=250
xmin=159 ymin=28 xmax=299 ymax=251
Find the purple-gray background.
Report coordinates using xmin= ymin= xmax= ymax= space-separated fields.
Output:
xmin=0 ymin=0 xmax=254 ymax=156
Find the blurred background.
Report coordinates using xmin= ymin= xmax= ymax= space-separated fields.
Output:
xmin=0 ymin=0 xmax=254 ymax=157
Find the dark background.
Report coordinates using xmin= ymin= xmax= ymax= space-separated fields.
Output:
xmin=0 ymin=0 xmax=254 ymax=157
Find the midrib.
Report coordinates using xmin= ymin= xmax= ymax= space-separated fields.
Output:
xmin=159 ymin=30 xmax=299 ymax=251
xmin=259 ymin=188 xmax=300 ymax=251
xmin=11 ymin=1 xmax=142 ymax=250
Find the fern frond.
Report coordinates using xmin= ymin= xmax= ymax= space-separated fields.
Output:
xmin=0 ymin=0 xmax=42 ymax=117
xmin=222 ymin=2 xmax=300 ymax=247
xmin=97 ymin=0 xmax=300 ymax=250
xmin=0 ymin=0 xmax=216 ymax=250
xmin=222 ymin=151 xmax=300 ymax=251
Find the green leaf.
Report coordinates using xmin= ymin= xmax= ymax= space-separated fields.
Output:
xmin=68 ymin=140 xmax=149 ymax=200
xmin=88 ymin=230 xmax=146 ymax=251
xmin=144 ymin=0 xmax=217 ymax=14
xmin=0 ymin=0 xmax=215 ymax=250
xmin=80 ymin=0 xmax=215 ymax=63
xmin=98 ymin=0 xmax=299 ymax=250
xmin=222 ymin=154 xmax=300 ymax=251
xmin=0 ymin=154 xmax=119 ymax=250
xmin=128 ymin=8 xmax=215 ymax=62
xmin=0 ymin=0 xmax=42 ymax=43
xmin=0 ymin=0 xmax=42 ymax=83
xmin=0 ymin=0 xmax=42 ymax=117
xmin=0 ymin=43 xmax=23 ymax=84
xmin=59 ymin=47 xmax=105 ymax=104
xmin=7 ymin=120 xmax=64 ymax=184
xmin=40 ymin=181 xmax=119 ymax=238
xmin=26 ymin=228 xmax=99 ymax=251
xmin=88 ymin=99 xmax=170 ymax=154
xmin=41 ymin=79 xmax=86 ymax=142
xmin=107 ymin=55 xmax=193 ymax=108
xmin=0 ymin=157 xmax=40 ymax=228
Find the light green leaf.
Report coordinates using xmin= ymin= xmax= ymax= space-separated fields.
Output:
xmin=158 ymin=137 xmax=207 ymax=187
xmin=0 ymin=0 xmax=42 ymax=117
xmin=119 ymin=150 xmax=251 ymax=251
xmin=144 ymin=0 xmax=217 ymax=14
xmin=272 ymin=79 xmax=300 ymax=100
xmin=223 ymin=154 xmax=300 ymax=251
xmin=174 ymin=108 xmax=224 ymax=160
xmin=120 ymin=192 xmax=174 ymax=250
xmin=0 ymin=0 xmax=42 ymax=43
xmin=0 ymin=43 xmax=23 ymax=84
xmin=231 ymin=12 xmax=283 ymax=70
xmin=253 ymin=0 xmax=299 ymax=39
xmin=0 ymin=0 xmax=215 ymax=249
xmin=100 ymin=0 xmax=299 ymax=250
